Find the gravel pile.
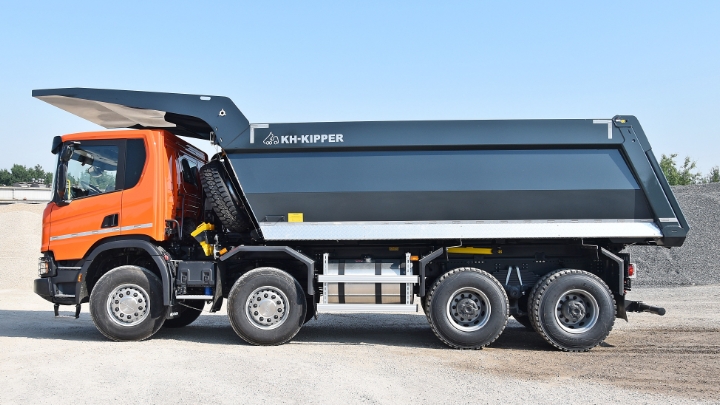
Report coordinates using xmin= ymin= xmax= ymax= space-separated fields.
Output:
xmin=628 ymin=182 xmax=720 ymax=287
xmin=0 ymin=184 xmax=716 ymax=292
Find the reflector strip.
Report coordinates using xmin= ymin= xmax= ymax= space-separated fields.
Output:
xmin=49 ymin=223 xmax=152 ymax=241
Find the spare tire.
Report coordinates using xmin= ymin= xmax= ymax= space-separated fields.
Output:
xmin=199 ymin=160 xmax=249 ymax=232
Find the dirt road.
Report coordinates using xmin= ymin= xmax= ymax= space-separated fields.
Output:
xmin=1 ymin=285 xmax=718 ymax=404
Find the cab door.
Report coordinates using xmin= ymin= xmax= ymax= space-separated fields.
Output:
xmin=49 ymin=140 xmax=125 ymax=261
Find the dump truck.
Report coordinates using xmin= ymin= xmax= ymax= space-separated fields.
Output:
xmin=32 ymin=88 xmax=687 ymax=351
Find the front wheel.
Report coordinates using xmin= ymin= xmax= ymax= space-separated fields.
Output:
xmin=89 ymin=265 xmax=167 ymax=341
xmin=426 ymin=268 xmax=509 ymax=349
xmin=528 ymin=269 xmax=616 ymax=352
xmin=227 ymin=267 xmax=307 ymax=345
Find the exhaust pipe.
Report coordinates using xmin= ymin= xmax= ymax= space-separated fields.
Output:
xmin=626 ymin=301 xmax=666 ymax=316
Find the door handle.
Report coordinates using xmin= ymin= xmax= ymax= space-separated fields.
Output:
xmin=101 ymin=214 xmax=119 ymax=228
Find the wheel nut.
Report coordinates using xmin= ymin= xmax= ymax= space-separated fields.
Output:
xmin=115 ymin=300 xmax=119 ymax=304
xmin=277 ymin=308 xmax=282 ymax=312
xmin=135 ymin=313 xmax=138 ymax=316
xmin=119 ymin=294 xmax=124 ymax=298
xmin=276 ymin=301 xmax=281 ymax=305
xmin=115 ymin=307 xmax=119 ymax=312
xmin=259 ymin=317 xmax=264 ymax=321
xmin=134 ymin=293 xmax=138 ymax=297
xmin=254 ymin=311 xmax=258 ymax=316
xmin=274 ymin=315 xmax=278 ymax=319
xmin=138 ymin=299 xmax=142 ymax=303
xmin=138 ymin=306 xmax=143 ymax=310
xmin=264 ymin=293 xmax=268 ymax=298
xmin=253 ymin=304 xmax=257 ymax=308
xmin=271 ymin=295 xmax=276 ymax=299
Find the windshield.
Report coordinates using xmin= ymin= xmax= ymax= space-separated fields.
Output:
xmin=61 ymin=144 xmax=119 ymax=200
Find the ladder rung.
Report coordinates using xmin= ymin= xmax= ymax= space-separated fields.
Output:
xmin=317 ymin=303 xmax=418 ymax=313
xmin=176 ymin=295 xmax=213 ymax=300
xmin=317 ymin=275 xmax=418 ymax=283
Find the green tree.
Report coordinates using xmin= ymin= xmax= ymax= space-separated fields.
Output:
xmin=660 ymin=154 xmax=702 ymax=185
xmin=0 ymin=164 xmax=54 ymax=186
xmin=705 ymin=166 xmax=720 ymax=183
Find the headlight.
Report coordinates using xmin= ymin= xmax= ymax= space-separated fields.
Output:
xmin=38 ymin=257 xmax=50 ymax=277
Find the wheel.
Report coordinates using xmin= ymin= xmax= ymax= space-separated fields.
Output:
xmin=512 ymin=315 xmax=535 ymax=330
xmin=528 ymin=269 xmax=616 ymax=352
xmin=199 ymin=160 xmax=249 ymax=232
xmin=163 ymin=300 xmax=205 ymax=328
xmin=227 ymin=267 xmax=307 ymax=345
xmin=421 ymin=295 xmax=428 ymax=315
xmin=89 ymin=265 xmax=167 ymax=341
xmin=426 ymin=268 xmax=509 ymax=349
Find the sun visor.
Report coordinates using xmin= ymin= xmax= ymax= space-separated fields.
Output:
xmin=32 ymin=88 xmax=249 ymax=142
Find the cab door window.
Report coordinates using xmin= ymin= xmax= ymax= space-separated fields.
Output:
xmin=65 ymin=144 xmax=119 ymax=200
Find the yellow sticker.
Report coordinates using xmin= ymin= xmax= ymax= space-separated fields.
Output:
xmin=288 ymin=213 xmax=304 ymax=223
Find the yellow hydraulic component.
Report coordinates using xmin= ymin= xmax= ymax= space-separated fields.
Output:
xmin=288 ymin=213 xmax=304 ymax=223
xmin=191 ymin=222 xmax=215 ymax=237
xmin=447 ymin=247 xmax=495 ymax=255
xmin=192 ymin=222 xmax=217 ymax=256
xmin=198 ymin=241 xmax=213 ymax=257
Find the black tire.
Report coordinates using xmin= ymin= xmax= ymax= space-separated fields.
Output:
xmin=163 ymin=300 xmax=205 ymax=328
xmin=528 ymin=269 xmax=616 ymax=352
xmin=421 ymin=295 xmax=429 ymax=315
xmin=227 ymin=267 xmax=307 ymax=345
xmin=512 ymin=315 xmax=535 ymax=330
xmin=89 ymin=266 xmax=167 ymax=341
xmin=199 ymin=160 xmax=248 ymax=232
xmin=426 ymin=268 xmax=509 ymax=349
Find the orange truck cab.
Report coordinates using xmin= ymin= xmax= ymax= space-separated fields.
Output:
xmin=37 ymin=129 xmax=206 ymax=308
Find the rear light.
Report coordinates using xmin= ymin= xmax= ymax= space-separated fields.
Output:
xmin=627 ymin=263 xmax=637 ymax=279
xmin=38 ymin=257 xmax=50 ymax=277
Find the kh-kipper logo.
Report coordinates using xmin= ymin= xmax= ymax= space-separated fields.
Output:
xmin=250 ymin=124 xmax=343 ymax=145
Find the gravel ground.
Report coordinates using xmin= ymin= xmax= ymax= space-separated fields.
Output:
xmin=0 ymin=183 xmax=718 ymax=404
xmin=1 ymin=286 xmax=718 ymax=404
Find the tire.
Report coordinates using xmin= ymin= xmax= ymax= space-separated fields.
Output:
xmin=199 ymin=160 xmax=248 ymax=232
xmin=528 ymin=269 xmax=616 ymax=352
xmin=163 ymin=300 xmax=205 ymax=328
xmin=89 ymin=265 xmax=168 ymax=341
xmin=227 ymin=267 xmax=307 ymax=345
xmin=512 ymin=315 xmax=535 ymax=330
xmin=426 ymin=268 xmax=509 ymax=349
xmin=421 ymin=295 xmax=428 ymax=315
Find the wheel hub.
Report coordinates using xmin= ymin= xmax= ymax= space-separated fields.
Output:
xmin=561 ymin=300 xmax=586 ymax=322
xmin=446 ymin=287 xmax=491 ymax=332
xmin=246 ymin=287 xmax=288 ymax=330
xmin=554 ymin=289 xmax=600 ymax=334
xmin=106 ymin=284 xmax=150 ymax=327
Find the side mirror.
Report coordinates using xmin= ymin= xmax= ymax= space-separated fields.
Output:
xmin=60 ymin=143 xmax=76 ymax=163
xmin=51 ymin=136 xmax=62 ymax=155
xmin=56 ymin=162 xmax=68 ymax=203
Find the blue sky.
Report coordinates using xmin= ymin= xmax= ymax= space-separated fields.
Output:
xmin=1 ymin=1 xmax=718 ymax=174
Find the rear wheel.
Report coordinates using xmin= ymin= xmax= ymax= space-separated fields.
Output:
xmin=529 ymin=269 xmax=616 ymax=352
xmin=227 ymin=267 xmax=307 ymax=345
xmin=426 ymin=268 xmax=508 ymax=349
xmin=164 ymin=300 xmax=205 ymax=328
xmin=89 ymin=265 xmax=167 ymax=341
